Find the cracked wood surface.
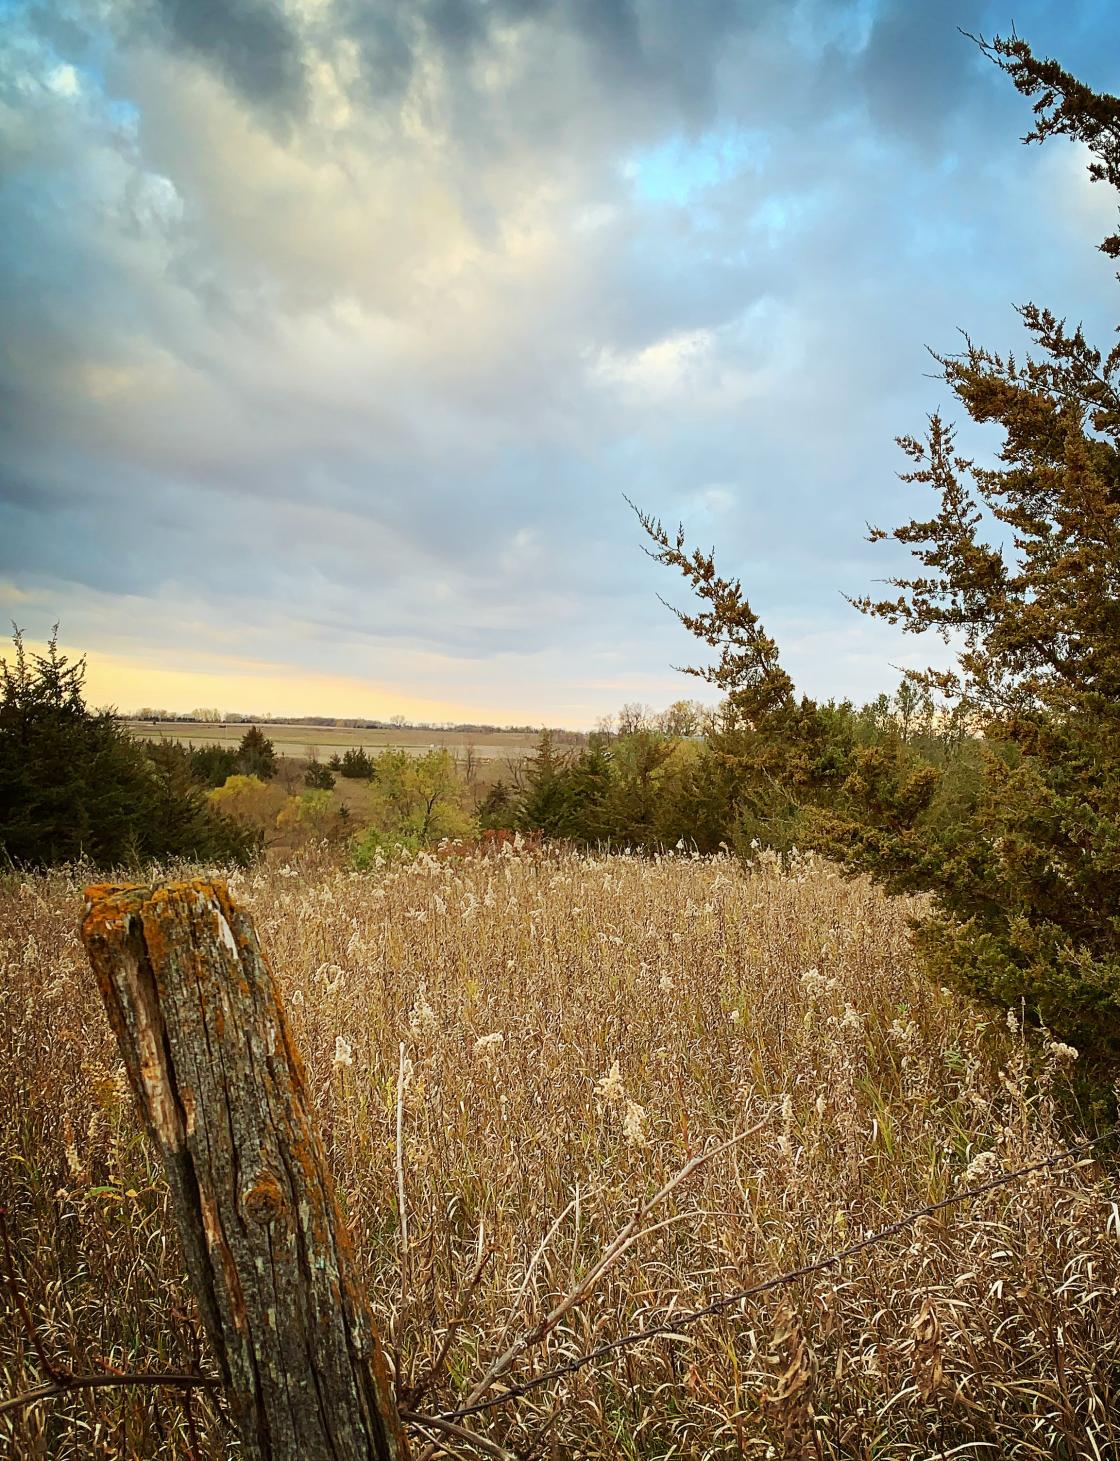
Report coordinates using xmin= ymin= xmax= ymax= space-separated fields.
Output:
xmin=81 ymin=879 xmax=409 ymax=1461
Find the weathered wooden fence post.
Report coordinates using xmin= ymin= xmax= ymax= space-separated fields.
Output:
xmin=80 ymin=879 xmax=409 ymax=1461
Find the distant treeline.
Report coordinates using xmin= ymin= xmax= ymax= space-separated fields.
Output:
xmin=2 ymin=627 xmax=963 ymax=873
xmin=499 ymin=688 xmax=977 ymax=858
xmin=133 ymin=682 xmax=979 ymax=872
xmin=132 ymin=707 xmax=572 ymax=737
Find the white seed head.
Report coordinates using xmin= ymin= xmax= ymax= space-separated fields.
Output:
xmin=596 ymin=1058 xmax=625 ymax=1104
xmin=333 ymin=1034 xmax=354 ymax=1069
xmin=623 ymin=1099 xmax=649 ymax=1147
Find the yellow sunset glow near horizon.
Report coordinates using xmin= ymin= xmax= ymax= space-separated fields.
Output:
xmin=13 ymin=639 xmax=607 ymax=729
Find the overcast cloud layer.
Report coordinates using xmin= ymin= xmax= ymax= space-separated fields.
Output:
xmin=2 ymin=0 xmax=1117 ymax=723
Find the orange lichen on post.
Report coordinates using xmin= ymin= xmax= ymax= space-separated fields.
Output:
xmin=80 ymin=879 xmax=408 ymax=1461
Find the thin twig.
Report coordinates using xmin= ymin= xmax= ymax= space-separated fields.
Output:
xmin=0 ymin=1371 xmax=221 ymax=1421
xmin=429 ymin=1124 xmax=1118 ymax=1423
xmin=408 ymin=1243 xmax=495 ymax=1408
xmin=500 ymin=1197 xmax=576 ymax=1348
xmin=181 ymin=1384 xmax=202 ymax=1461
xmin=402 ymin=1408 xmax=519 ymax=1460
xmin=450 ymin=1124 xmax=761 ymax=1419
xmin=396 ymin=1041 xmax=412 ymax=1319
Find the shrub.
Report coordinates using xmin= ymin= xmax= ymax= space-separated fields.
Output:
xmin=331 ymin=747 xmax=375 ymax=779
xmin=188 ymin=742 xmax=239 ymax=788
xmin=304 ymin=760 xmax=336 ymax=790
xmin=207 ymin=774 xmax=285 ymax=845
xmin=350 ymin=825 xmax=423 ymax=866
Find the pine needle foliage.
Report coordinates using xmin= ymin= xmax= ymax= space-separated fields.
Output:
xmin=846 ymin=34 xmax=1120 ymax=1059
xmin=0 ymin=628 xmax=254 ymax=868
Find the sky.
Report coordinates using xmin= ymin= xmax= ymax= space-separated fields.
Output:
xmin=2 ymin=0 xmax=1118 ymax=727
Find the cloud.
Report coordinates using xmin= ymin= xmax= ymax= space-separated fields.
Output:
xmin=145 ymin=0 xmax=308 ymax=121
xmin=2 ymin=0 xmax=1118 ymax=723
xmin=689 ymin=484 xmax=736 ymax=516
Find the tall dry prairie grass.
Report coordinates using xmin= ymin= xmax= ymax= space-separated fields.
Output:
xmin=1 ymin=846 xmax=1117 ymax=1458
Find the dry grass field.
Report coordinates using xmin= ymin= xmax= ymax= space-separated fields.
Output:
xmin=127 ymin=720 xmax=540 ymax=765
xmin=2 ymin=848 xmax=1118 ymax=1458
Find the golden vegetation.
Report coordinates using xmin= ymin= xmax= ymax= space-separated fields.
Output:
xmin=2 ymin=847 xmax=1117 ymax=1457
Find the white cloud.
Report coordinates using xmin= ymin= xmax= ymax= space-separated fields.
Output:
xmin=47 ymin=63 xmax=80 ymax=98
xmin=690 ymin=484 xmax=736 ymax=514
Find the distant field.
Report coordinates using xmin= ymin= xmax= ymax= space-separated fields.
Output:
xmin=127 ymin=720 xmax=540 ymax=765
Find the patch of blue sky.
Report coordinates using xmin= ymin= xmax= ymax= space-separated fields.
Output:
xmin=624 ymin=127 xmax=770 ymax=207
xmin=0 ymin=2 xmax=138 ymax=129
xmin=751 ymin=196 xmax=797 ymax=241
xmin=107 ymin=95 xmax=141 ymax=131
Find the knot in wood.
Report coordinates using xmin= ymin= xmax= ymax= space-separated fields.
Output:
xmin=241 ymin=1171 xmax=287 ymax=1225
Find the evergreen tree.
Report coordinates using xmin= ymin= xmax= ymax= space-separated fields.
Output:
xmin=478 ymin=779 xmax=515 ymax=830
xmin=844 ymin=35 xmax=1120 ymax=1058
xmin=331 ymin=747 xmax=374 ymax=779
xmin=235 ymin=725 xmax=278 ymax=779
xmin=304 ymin=760 xmax=336 ymax=790
xmin=564 ymin=740 xmax=613 ymax=843
xmin=0 ymin=629 xmax=252 ymax=867
xmin=599 ymin=730 xmax=674 ymax=847
xmin=517 ymin=730 xmax=574 ymax=836
xmin=188 ymin=742 xmax=239 ymax=788
xmin=636 ymin=35 xmax=1120 ymax=1059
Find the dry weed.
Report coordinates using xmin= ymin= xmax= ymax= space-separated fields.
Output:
xmin=1 ymin=847 xmax=1117 ymax=1457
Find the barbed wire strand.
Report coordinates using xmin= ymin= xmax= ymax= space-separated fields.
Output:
xmin=430 ymin=1125 xmax=1118 ymax=1424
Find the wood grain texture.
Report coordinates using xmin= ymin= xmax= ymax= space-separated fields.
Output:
xmin=81 ymin=879 xmax=409 ymax=1461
